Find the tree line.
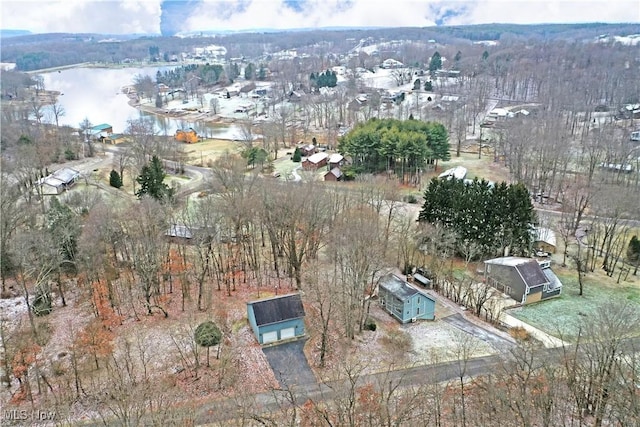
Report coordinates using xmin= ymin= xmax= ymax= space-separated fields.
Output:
xmin=418 ymin=178 xmax=535 ymax=258
xmin=338 ymin=118 xmax=450 ymax=184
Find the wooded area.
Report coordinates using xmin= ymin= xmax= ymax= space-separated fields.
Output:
xmin=1 ymin=22 xmax=639 ymax=425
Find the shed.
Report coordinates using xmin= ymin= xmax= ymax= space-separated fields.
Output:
xmin=412 ymin=273 xmax=432 ymax=288
xmin=247 ymin=294 xmax=306 ymax=345
xmin=378 ymin=273 xmax=436 ymax=323
xmin=532 ymin=227 xmax=557 ymax=254
xmin=324 ymin=167 xmax=342 ymax=182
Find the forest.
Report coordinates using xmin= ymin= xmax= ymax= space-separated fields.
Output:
xmin=0 ymin=22 xmax=640 ymax=426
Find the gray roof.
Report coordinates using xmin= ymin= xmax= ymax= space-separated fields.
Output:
xmin=52 ymin=168 xmax=80 ymax=184
xmin=543 ymin=269 xmax=563 ymax=291
xmin=249 ymin=294 xmax=305 ymax=326
xmin=486 ymin=257 xmax=549 ymax=288
xmin=327 ymin=167 xmax=342 ymax=178
xmin=379 ymin=273 xmax=430 ymax=301
xmin=165 ymin=224 xmax=193 ymax=239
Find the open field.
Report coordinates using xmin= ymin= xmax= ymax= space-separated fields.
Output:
xmin=180 ymin=138 xmax=240 ymax=166
xmin=510 ymin=266 xmax=640 ymax=341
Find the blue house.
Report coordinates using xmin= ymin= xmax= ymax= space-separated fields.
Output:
xmin=247 ymin=294 xmax=306 ymax=345
xmin=379 ymin=273 xmax=436 ymax=323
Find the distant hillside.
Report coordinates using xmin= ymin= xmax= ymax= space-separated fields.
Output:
xmin=0 ymin=29 xmax=31 ymax=38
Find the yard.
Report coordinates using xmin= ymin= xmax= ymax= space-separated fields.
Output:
xmin=510 ymin=265 xmax=640 ymax=341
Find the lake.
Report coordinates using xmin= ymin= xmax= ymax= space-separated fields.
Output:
xmin=39 ymin=66 xmax=241 ymax=139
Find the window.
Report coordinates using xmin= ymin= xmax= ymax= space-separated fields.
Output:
xmin=417 ymin=307 xmax=421 ymax=315
xmin=417 ymin=297 xmax=421 ymax=304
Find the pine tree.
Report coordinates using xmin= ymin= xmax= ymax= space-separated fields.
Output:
xmin=109 ymin=169 xmax=123 ymax=188
xmin=135 ymin=155 xmax=173 ymax=202
xmin=195 ymin=321 xmax=222 ymax=366
xmin=292 ymin=147 xmax=302 ymax=162
xmin=429 ymin=51 xmax=442 ymax=75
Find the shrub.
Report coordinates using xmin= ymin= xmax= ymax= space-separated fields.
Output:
xmin=64 ymin=148 xmax=76 ymax=161
xmin=364 ymin=317 xmax=377 ymax=331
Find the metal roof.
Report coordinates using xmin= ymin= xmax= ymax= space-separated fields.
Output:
xmin=249 ymin=294 xmax=305 ymax=326
xmin=52 ymin=168 xmax=80 ymax=184
xmin=379 ymin=273 xmax=431 ymax=302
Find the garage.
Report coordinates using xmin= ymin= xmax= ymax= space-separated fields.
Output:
xmin=280 ymin=327 xmax=295 ymax=340
xmin=262 ymin=331 xmax=278 ymax=344
xmin=247 ymin=294 xmax=306 ymax=345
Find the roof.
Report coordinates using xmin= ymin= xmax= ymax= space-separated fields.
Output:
xmin=485 ymin=257 xmax=549 ymax=288
xmin=543 ymin=269 xmax=563 ymax=291
xmin=91 ymin=123 xmax=112 ymax=132
xmin=165 ymin=224 xmax=193 ymax=239
xmin=326 ymin=167 xmax=342 ymax=178
xmin=52 ymin=168 xmax=80 ymax=184
xmin=379 ymin=273 xmax=431 ymax=302
xmin=533 ymin=227 xmax=557 ymax=247
xmin=248 ymin=294 xmax=305 ymax=326
xmin=329 ymin=153 xmax=344 ymax=164
xmin=306 ymin=152 xmax=329 ymax=164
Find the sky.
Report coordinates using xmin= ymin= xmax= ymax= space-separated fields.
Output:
xmin=1 ymin=0 xmax=639 ymax=35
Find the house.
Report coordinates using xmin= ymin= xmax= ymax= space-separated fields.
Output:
xmin=324 ymin=167 xmax=343 ymax=182
xmin=175 ymin=128 xmax=199 ymax=143
xmin=381 ymin=58 xmax=404 ymax=69
xmin=247 ymin=294 xmax=306 ymax=345
xmin=302 ymin=152 xmax=328 ymax=170
xmin=38 ymin=168 xmax=80 ymax=195
xmin=328 ymin=153 xmax=345 ymax=169
xmin=532 ymin=227 xmax=557 ymax=254
xmin=103 ymin=133 xmax=127 ymax=144
xmin=438 ymin=166 xmax=467 ymax=180
xmin=299 ymin=144 xmax=316 ymax=157
xmin=90 ymin=123 xmax=113 ymax=134
xmin=484 ymin=257 xmax=562 ymax=305
xmin=378 ymin=273 xmax=436 ymax=323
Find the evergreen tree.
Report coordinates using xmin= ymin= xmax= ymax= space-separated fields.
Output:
xmin=413 ymin=78 xmax=421 ymax=91
xmin=109 ymin=169 xmax=123 ymax=188
xmin=628 ymin=236 xmax=640 ymax=274
xmin=424 ymin=81 xmax=433 ymax=91
xmin=292 ymin=147 xmax=302 ymax=162
xmin=46 ymin=197 xmax=80 ymax=263
xmin=482 ymin=50 xmax=489 ymax=61
xmin=155 ymin=93 xmax=163 ymax=108
xmin=418 ymin=178 xmax=535 ymax=256
xmin=257 ymin=64 xmax=266 ymax=80
xmin=429 ymin=51 xmax=442 ymax=75
xmin=135 ymin=155 xmax=174 ymax=202
xmin=244 ymin=62 xmax=255 ymax=80
xmin=194 ymin=321 xmax=222 ymax=366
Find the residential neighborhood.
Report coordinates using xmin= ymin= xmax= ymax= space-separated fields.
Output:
xmin=1 ymin=13 xmax=639 ymax=427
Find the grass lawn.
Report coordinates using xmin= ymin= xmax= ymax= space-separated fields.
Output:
xmin=510 ymin=266 xmax=640 ymax=341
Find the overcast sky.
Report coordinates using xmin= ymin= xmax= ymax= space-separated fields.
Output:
xmin=2 ymin=0 xmax=639 ymax=35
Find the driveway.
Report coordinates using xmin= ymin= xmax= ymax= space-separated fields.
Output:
xmin=262 ymin=339 xmax=316 ymax=388
xmin=443 ymin=313 xmax=516 ymax=352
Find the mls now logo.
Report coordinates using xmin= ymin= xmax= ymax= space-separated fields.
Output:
xmin=3 ymin=409 xmax=56 ymax=421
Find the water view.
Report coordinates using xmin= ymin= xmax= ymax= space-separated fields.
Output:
xmin=39 ymin=66 xmax=241 ymax=138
